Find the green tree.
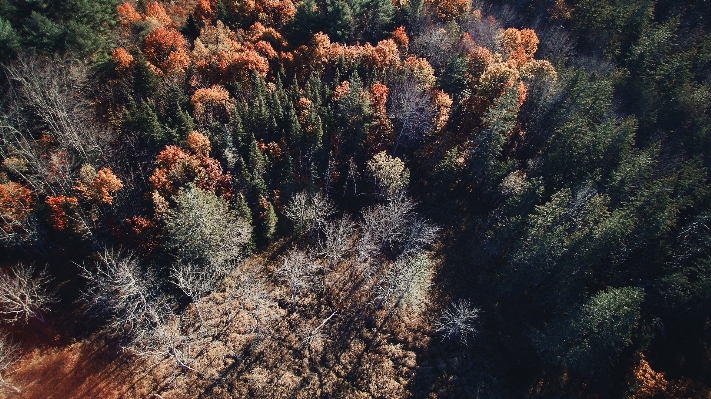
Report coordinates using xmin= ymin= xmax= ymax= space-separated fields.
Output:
xmin=536 ymin=286 xmax=644 ymax=377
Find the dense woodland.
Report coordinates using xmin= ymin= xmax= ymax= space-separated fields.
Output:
xmin=0 ymin=0 xmax=710 ymax=397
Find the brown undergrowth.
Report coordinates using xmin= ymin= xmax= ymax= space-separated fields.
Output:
xmin=4 ymin=242 xmax=437 ymax=398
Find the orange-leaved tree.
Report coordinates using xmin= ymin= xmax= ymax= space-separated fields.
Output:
xmin=0 ymin=182 xmax=34 ymax=244
xmin=143 ymin=27 xmax=191 ymax=74
xmin=72 ymin=165 xmax=123 ymax=205
xmin=629 ymin=354 xmax=669 ymax=399
xmin=148 ymin=131 xmax=232 ymax=208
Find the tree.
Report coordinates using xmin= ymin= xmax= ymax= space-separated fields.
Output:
xmin=0 ymin=334 xmax=19 ymax=393
xmin=387 ymin=77 xmax=435 ymax=153
xmin=435 ymin=299 xmax=480 ymax=345
xmin=275 ymin=250 xmax=319 ymax=307
xmin=4 ymin=55 xmax=109 ymax=163
xmin=628 ymin=354 xmax=668 ymax=399
xmin=72 ymin=165 xmax=123 ymax=205
xmin=164 ymin=184 xmax=251 ymax=267
xmin=358 ymin=195 xmax=415 ymax=257
xmin=79 ymin=249 xmax=165 ymax=346
xmin=0 ymin=262 xmax=52 ymax=324
xmin=2 ymin=0 xmax=118 ymax=57
xmin=374 ymin=253 xmax=433 ymax=311
xmin=283 ymin=190 xmax=335 ymax=236
xmin=318 ymin=214 xmax=356 ymax=269
xmin=80 ymin=249 xmax=203 ymax=373
xmin=171 ymin=261 xmax=226 ymax=325
xmin=366 ymin=151 xmax=410 ymax=200
xmin=0 ymin=181 xmax=36 ymax=248
xmin=142 ymin=27 xmax=190 ymax=73
xmin=536 ymin=286 xmax=645 ymax=377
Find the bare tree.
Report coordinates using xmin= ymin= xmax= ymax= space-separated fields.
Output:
xmin=275 ymin=250 xmax=319 ymax=308
xmin=170 ymin=261 xmax=228 ymax=326
xmin=388 ymin=77 xmax=436 ymax=153
xmin=231 ymin=272 xmax=279 ymax=337
xmin=79 ymin=249 xmax=165 ymax=345
xmin=80 ymin=249 xmax=205 ymax=373
xmin=283 ymin=191 xmax=335 ymax=236
xmin=0 ymin=334 xmax=20 ymax=393
xmin=401 ymin=217 xmax=440 ymax=257
xmin=358 ymin=196 xmax=416 ymax=258
xmin=435 ymin=299 xmax=480 ymax=345
xmin=0 ymin=262 xmax=52 ymax=324
xmin=374 ymin=253 xmax=433 ymax=312
xmin=4 ymin=54 xmax=109 ymax=162
xmin=411 ymin=25 xmax=459 ymax=70
xmin=317 ymin=215 xmax=356 ymax=269
xmin=299 ymin=311 xmax=337 ymax=348
xmin=130 ymin=312 xmax=202 ymax=374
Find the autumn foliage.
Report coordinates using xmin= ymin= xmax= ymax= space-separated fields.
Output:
xmin=45 ymin=195 xmax=79 ymax=231
xmin=143 ymin=27 xmax=191 ymax=73
xmin=629 ymin=355 xmax=669 ymax=398
xmin=73 ymin=166 xmax=123 ymax=205
xmin=424 ymin=0 xmax=472 ymax=21
xmin=148 ymin=134 xmax=232 ymax=204
xmin=0 ymin=182 xmax=33 ymax=233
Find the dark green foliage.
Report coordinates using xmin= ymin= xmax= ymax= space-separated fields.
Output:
xmin=465 ymin=85 xmax=518 ymax=196
xmin=161 ymin=85 xmax=195 ymax=143
xmin=438 ymin=56 xmax=467 ymax=98
xmin=121 ymin=100 xmax=168 ymax=148
xmin=132 ymin=52 xmax=160 ymax=100
xmin=289 ymin=0 xmax=395 ymax=44
xmin=257 ymin=200 xmax=278 ymax=247
xmin=0 ymin=15 xmax=19 ymax=58
xmin=0 ymin=0 xmax=118 ymax=57
xmin=536 ymin=286 xmax=644 ymax=377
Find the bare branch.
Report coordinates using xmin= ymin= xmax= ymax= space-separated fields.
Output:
xmin=275 ymin=250 xmax=320 ymax=308
xmin=317 ymin=215 xmax=356 ymax=269
xmin=374 ymin=253 xmax=434 ymax=312
xmin=435 ymin=299 xmax=480 ymax=345
xmin=79 ymin=249 xmax=164 ymax=344
xmin=284 ymin=191 xmax=335 ymax=236
xmin=0 ymin=262 xmax=53 ymax=324
xmin=0 ymin=334 xmax=20 ymax=393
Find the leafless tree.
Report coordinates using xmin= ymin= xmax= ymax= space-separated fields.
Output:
xmin=317 ymin=215 xmax=356 ymax=269
xmin=0 ymin=109 xmax=72 ymax=196
xmin=435 ymin=299 xmax=480 ymax=345
xmin=374 ymin=253 xmax=433 ymax=312
xmin=387 ymin=77 xmax=436 ymax=153
xmin=411 ymin=25 xmax=459 ymax=70
xmin=171 ymin=261 xmax=229 ymax=326
xmin=4 ymin=54 xmax=109 ymax=162
xmin=130 ymin=312 xmax=201 ymax=374
xmin=231 ymin=273 xmax=279 ymax=337
xmin=0 ymin=334 xmax=20 ymax=393
xmin=275 ymin=250 xmax=319 ymax=308
xmin=401 ymin=217 xmax=440 ymax=257
xmin=81 ymin=249 xmax=206 ymax=373
xmin=358 ymin=196 xmax=416 ymax=258
xmin=0 ymin=262 xmax=53 ymax=324
xmin=79 ymin=249 xmax=165 ymax=345
xmin=283 ymin=191 xmax=335 ymax=236
xmin=299 ymin=311 xmax=337 ymax=348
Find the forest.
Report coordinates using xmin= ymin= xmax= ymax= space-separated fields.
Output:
xmin=0 ymin=0 xmax=710 ymax=397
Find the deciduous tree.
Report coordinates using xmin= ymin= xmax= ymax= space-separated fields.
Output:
xmin=0 ymin=263 xmax=52 ymax=324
